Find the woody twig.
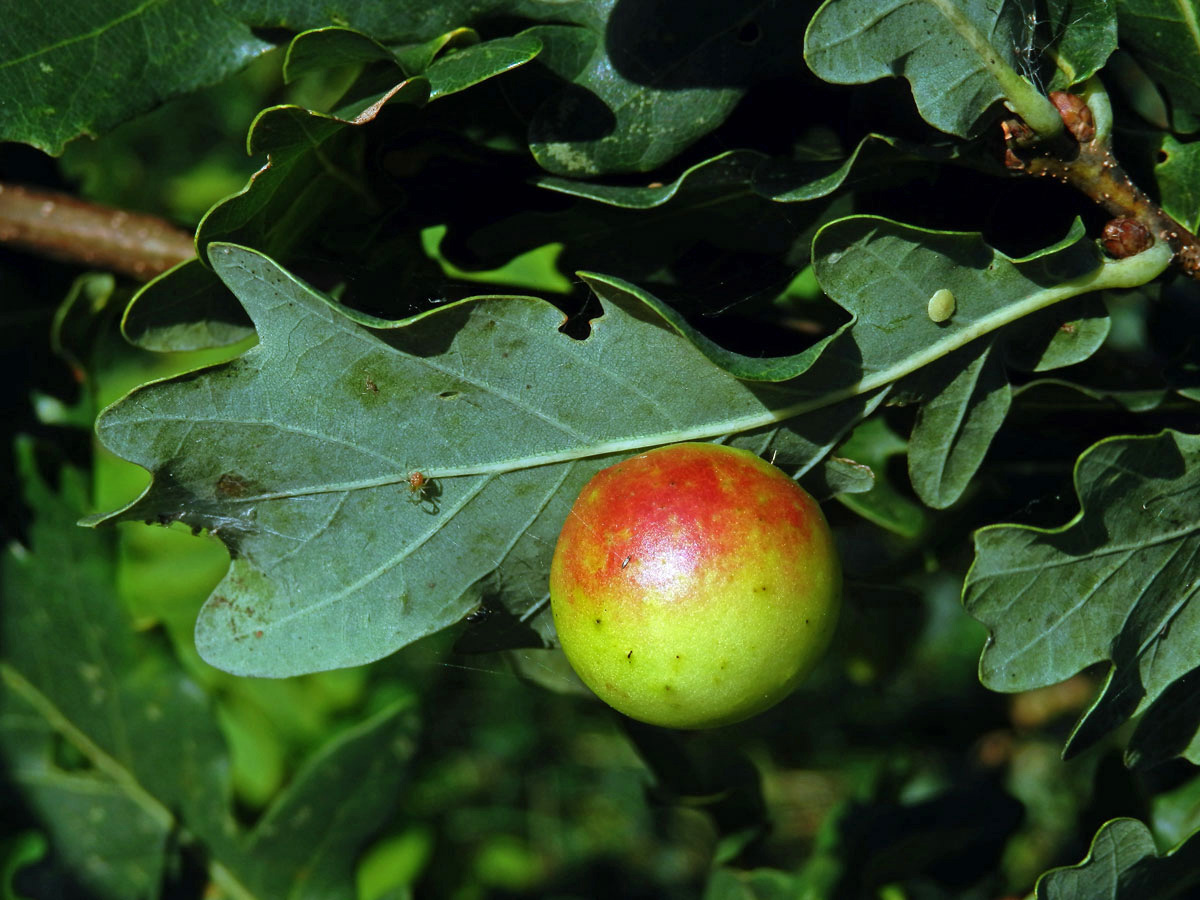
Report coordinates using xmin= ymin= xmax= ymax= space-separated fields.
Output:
xmin=0 ymin=182 xmax=194 ymax=280
xmin=1001 ymin=80 xmax=1200 ymax=280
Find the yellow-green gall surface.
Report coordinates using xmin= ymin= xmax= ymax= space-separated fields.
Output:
xmin=927 ymin=288 xmax=956 ymax=322
xmin=549 ymin=443 xmax=841 ymax=729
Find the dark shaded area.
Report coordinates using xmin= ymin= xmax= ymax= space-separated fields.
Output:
xmin=527 ymin=83 xmax=617 ymax=145
xmin=604 ymin=0 xmax=816 ymax=89
xmin=1151 ymin=276 xmax=1200 ymax=394
xmin=830 ymin=776 xmax=1024 ymax=896
xmin=623 ymin=719 xmax=768 ymax=838
xmin=0 ymin=145 xmax=92 ymax=548
xmin=454 ymin=599 xmax=547 ymax=654
xmin=1128 ymin=665 xmax=1200 ymax=769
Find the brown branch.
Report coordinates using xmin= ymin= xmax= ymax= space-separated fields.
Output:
xmin=1001 ymin=92 xmax=1200 ymax=280
xmin=0 ymin=183 xmax=195 ymax=280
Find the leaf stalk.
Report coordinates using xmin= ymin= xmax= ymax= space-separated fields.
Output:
xmin=925 ymin=0 xmax=1063 ymax=138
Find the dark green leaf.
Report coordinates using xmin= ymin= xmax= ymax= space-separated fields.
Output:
xmin=523 ymin=0 xmax=811 ymax=175
xmin=754 ymin=134 xmax=960 ymax=203
xmin=123 ymin=259 xmax=254 ymax=352
xmin=229 ymin=700 xmax=420 ymax=899
xmin=166 ymin=28 xmax=538 ymax=343
xmin=228 ymin=0 xmax=506 ymax=43
xmin=424 ymin=34 xmax=542 ymax=100
xmin=835 ymin=416 xmax=927 ymax=537
xmin=1107 ymin=48 xmax=1172 ymax=128
xmin=579 ymin=271 xmax=836 ymax=382
xmin=1002 ymin=296 xmax=1111 ymax=372
xmin=1126 ymin=663 xmax=1200 ymax=767
xmin=283 ymin=27 xmax=541 ymax=101
xmin=50 ymin=272 xmax=120 ymax=386
xmin=537 ymin=149 xmax=772 ymax=209
xmin=0 ymin=441 xmax=231 ymax=898
xmin=1013 ymin=378 xmax=1171 ymax=413
xmin=535 ymin=136 xmax=951 ymax=209
xmin=907 ymin=340 xmax=1011 ymax=509
xmin=392 ymin=28 xmax=481 ymax=76
xmin=507 ymin=645 xmax=593 ymax=696
xmin=283 ymin=27 xmax=397 ymax=81
xmin=965 ymin=430 xmax=1200 ymax=761
xmin=91 ymin=244 xmax=867 ymax=677
xmin=809 ymin=216 xmax=1167 ymax=423
xmin=1042 ymin=0 xmax=1118 ymax=92
xmin=0 ymin=438 xmax=425 ymax=898
xmin=195 ymin=81 xmax=428 ymax=259
xmin=805 ymin=456 xmax=876 ymax=501
xmin=1156 ymin=134 xmax=1200 ymax=233
xmin=1036 ymin=818 xmax=1200 ymax=899
xmin=1151 ymin=773 xmax=1200 ymax=849
xmin=805 ymin=0 xmax=1058 ymax=137
xmin=0 ymin=2 xmax=270 ymax=155
xmin=0 ymin=699 xmax=169 ymax=900
xmin=1117 ymin=0 xmax=1200 ymax=125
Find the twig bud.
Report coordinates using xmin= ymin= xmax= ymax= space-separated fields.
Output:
xmin=1101 ymin=218 xmax=1153 ymax=258
xmin=1049 ymin=93 xmax=1095 ymax=144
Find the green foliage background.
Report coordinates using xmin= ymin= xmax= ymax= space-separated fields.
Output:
xmin=2 ymin=1 xmax=1200 ymax=898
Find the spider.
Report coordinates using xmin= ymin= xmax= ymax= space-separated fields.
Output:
xmin=407 ymin=470 xmax=433 ymax=502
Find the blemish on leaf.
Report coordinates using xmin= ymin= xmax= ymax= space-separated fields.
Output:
xmin=216 ymin=472 xmax=255 ymax=498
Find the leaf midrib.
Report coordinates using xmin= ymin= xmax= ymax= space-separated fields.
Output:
xmin=113 ymin=243 xmax=1173 ymax=510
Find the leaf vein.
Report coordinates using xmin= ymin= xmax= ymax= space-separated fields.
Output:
xmin=0 ymin=0 xmax=166 ymax=72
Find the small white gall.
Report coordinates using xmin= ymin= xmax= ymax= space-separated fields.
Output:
xmin=927 ymin=288 xmax=956 ymax=323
